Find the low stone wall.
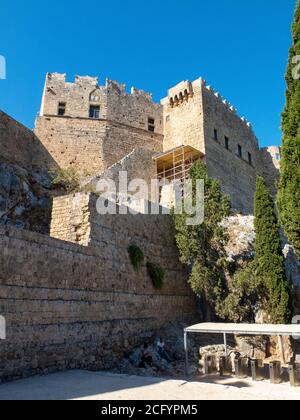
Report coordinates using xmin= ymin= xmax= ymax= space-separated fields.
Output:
xmin=0 ymin=216 xmax=197 ymax=382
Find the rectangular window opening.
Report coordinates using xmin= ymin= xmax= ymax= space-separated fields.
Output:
xmin=238 ymin=145 xmax=243 ymax=158
xmin=58 ymin=102 xmax=66 ymax=116
xmin=89 ymin=105 xmax=100 ymax=119
xmin=148 ymin=118 xmax=155 ymax=132
xmin=225 ymin=136 xmax=229 ymax=150
xmin=214 ymin=129 xmax=218 ymax=141
xmin=248 ymin=152 xmax=252 ymax=166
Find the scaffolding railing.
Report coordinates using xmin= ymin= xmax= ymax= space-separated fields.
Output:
xmin=156 ymin=150 xmax=200 ymax=183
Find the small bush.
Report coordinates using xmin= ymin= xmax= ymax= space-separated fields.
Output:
xmin=128 ymin=245 xmax=144 ymax=271
xmin=52 ymin=167 xmax=81 ymax=193
xmin=147 ymin=262 xmax=165 ymax=290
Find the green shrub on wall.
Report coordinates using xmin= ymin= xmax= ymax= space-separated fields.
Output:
xmin=52 ymin=167 xmax=81 ymax=193
xmin=128 ymin=244 xmax=144 ymax=271
xmin=146 ymin=262 xmax=165 ymax=290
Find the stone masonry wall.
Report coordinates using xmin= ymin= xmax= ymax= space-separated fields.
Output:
xmin=50 ymin=193 xmax=91 ymax=245
xmin=161 ymin=79 xmax=206 ymax=152
xmin=0 ymin=212 xmax=196 ymax=382
xmin=83 ymin=148 xmax=157 ymax=202
xmin=34 ymin=116 xmax=108 ymax=174
xmin=260 ymin=146 xmax=281 ymax=196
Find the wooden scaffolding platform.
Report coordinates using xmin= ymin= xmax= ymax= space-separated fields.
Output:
xmin=154 ymin=145 xmax=204 ymax=183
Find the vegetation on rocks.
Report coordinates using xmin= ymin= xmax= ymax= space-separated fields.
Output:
xmin=174 ymin=161 xmax=231 ymax=319
xmin=222 ymin=177 xmax=292 ymax=324
xmin=52 ymin=167 xmax=81 ymax=194
xmin=174 ymin=161 xmax=292 ymax=324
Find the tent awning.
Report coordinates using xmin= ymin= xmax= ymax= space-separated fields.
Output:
xmin=185 ymin=323 xmax=300 ymax=337
xmin=183 ymin=323 xmax=300 ymax=376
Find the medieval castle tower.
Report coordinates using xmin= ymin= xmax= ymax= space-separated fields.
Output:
xmin=34 ymin=72 xmax=280 ymax=214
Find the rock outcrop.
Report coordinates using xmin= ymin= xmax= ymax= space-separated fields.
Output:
xmin=0 ymin=162 xmax=52 ymax=233
xmin=224 ymin=214 xmax=300 ymax=312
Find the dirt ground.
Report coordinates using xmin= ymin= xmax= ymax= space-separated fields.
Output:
xmin=0 ymin=370 xmax=299 ymax=400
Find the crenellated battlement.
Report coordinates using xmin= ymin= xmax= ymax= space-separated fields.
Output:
xmin=167 ymin=80 xmax=194 ymax=108
xmin=106 ymin=78 xmax=126 ymax=95
xmin=131 ymin=86 xmax=153 ymax=101
xmin=47 ymin=72 xmax=67 ymax=82
xmin=40 ymin=72 xmax=162 ymax=122
xmin=75 ymin=75 xmax=99 ymax=86
xmin=45 ymin=73 xmax=156 ymax=102
xmin=47 ymin=72 xmax=99 ymax=87
xmin=202 ymin=81 xmax=254 ymax=132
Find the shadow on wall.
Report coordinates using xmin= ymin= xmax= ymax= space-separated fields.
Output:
xmin=0 ymin=110 xmax=59 ymax=171
xmin=0 ymin=111 xmax=60 ymax=233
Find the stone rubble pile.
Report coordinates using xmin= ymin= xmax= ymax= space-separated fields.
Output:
xmin=199 ymin=345 xmax=248 ymax=374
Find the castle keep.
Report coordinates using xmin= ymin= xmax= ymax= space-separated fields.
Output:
xmin=35 ymin=73 xmax=280 ymax=214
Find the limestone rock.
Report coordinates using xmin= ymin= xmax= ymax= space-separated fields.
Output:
xmin=234 ymin=336 xmax=267 ymax=360
xmin=223 ymin=214 xmax=255 ymax=263
xmin=0 ymin=162 xmax=52 ymax=233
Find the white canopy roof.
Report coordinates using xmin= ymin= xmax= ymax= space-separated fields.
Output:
xmin=185 ymin=323 xmax=300 ymax=337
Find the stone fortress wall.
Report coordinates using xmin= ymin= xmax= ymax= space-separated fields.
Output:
xmin=201 ymin=83 xmax=262 ymax=213
xmin=0 ymin=212 xmax=196 ymax=382
xmin=0 ymin=108 xmax=197 ymax=382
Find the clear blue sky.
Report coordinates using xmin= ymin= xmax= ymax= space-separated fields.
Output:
xmin=0 ymin=0 xmax=296 ymax=147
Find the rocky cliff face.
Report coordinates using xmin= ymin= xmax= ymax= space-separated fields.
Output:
xmin=0 ymin=110 xmax=59 ymax=233
xmin=224 ymin=214 xmax=300 ymax=314
xmin=0 ymin=162 xmax=52 ymax=233
xmin=224 ymin=214 xmax=255 ymax=264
